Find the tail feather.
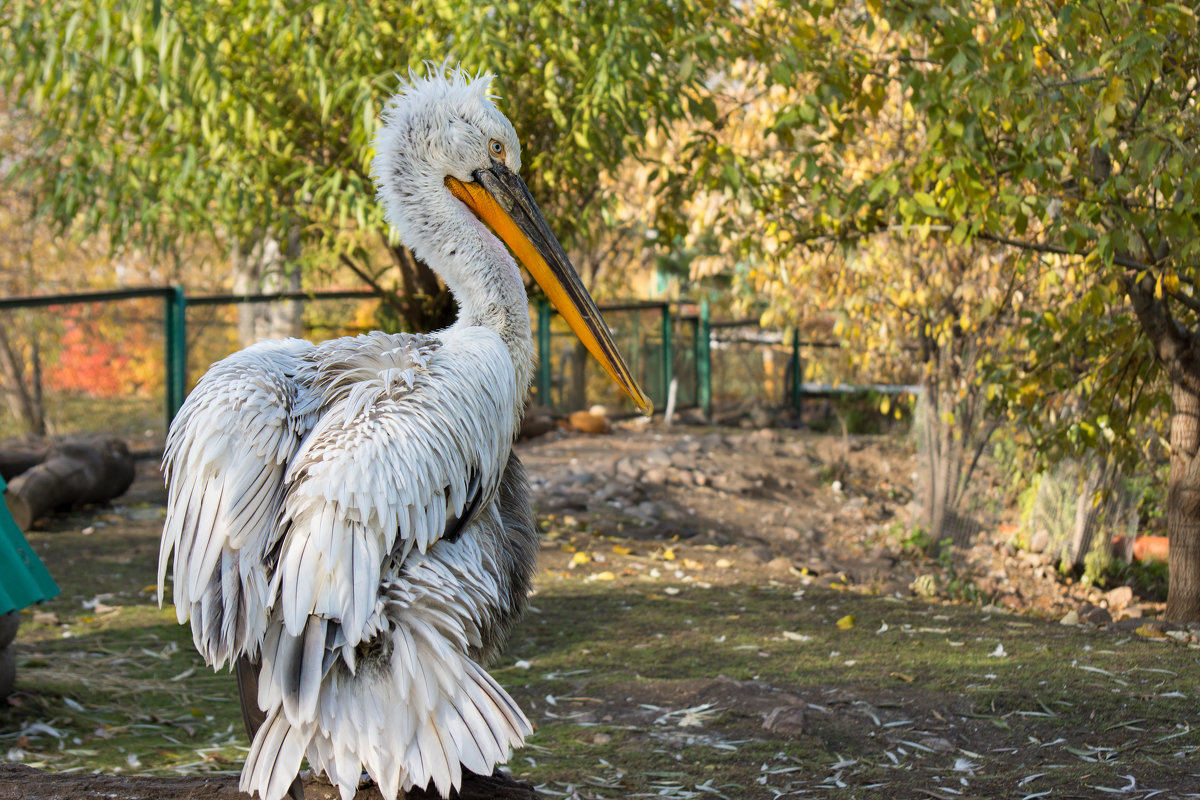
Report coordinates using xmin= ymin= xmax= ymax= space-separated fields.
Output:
xmin=241 ymin=708 xmax=310 ymax=800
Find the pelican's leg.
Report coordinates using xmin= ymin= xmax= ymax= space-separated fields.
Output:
xmin=236 ymin=655 xmax=306 ymax=800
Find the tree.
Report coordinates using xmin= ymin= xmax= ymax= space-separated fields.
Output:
xmin=719 ymin=0 xmax=1199 ymax=617
xmin=0 ymin=0 xmax=730 ymax=335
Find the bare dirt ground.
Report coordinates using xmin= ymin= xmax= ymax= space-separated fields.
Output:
xmin=4 ymin=423 xmax=1200 ymax=799
xmin=519 ymin=422 xmax=1167 ymax=624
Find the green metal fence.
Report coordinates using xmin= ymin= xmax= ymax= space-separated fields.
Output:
xmin=0 ymin=286 xmax=816 ymax=443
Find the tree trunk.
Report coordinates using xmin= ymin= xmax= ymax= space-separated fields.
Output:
xmin=0 ymin=318 xmax=46 ymax=436
xmin=1166 ymin=380 xmax=1200 ymax=621
xmin=1066 ymin=460 xmax=1106 ymax=571
xmin=232 ymin=228 xmax=303 ymax=347
xmin=384 ymin=241 xmax=456 ymax=333
xmin=3 ymin=435 xmax=135 ymax=530
xmin=919 ymin=375 xmax=954 ymax=548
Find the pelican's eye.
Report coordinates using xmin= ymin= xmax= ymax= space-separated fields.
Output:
xmin=489 ymin=139 xmax=506 ymax=159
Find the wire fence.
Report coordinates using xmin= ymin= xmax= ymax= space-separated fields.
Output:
xmin=0 ymin=287 xmax=827 ymax=445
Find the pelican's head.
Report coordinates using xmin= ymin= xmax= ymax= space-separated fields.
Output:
xmin=372 ymin=67 xmax=651 ymax=415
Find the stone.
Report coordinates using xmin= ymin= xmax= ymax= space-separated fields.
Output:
xmin=1028 ymin=528 xmax=1050 ymax=553
xmin=762 ymin=704 xmax=806 ymax=736
xmin=642 ymin=468 xmax=669 ymax=485
xmin=1080 ymin=605 xmax=1113 ymax=626
xmin=1104 ymin=585 xmax=1134 ymax=611
xmin=643 ymin=448 xmax=672 ymax=467
xmin=748 ymin=546 xmax=775 ymax=564
xmin=615 ymin=458 xmax=641 ymax=480
xmin=766 ymin=557 xmax=793 ymax=573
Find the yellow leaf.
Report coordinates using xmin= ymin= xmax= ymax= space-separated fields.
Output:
xmin=1135 ymin=624 xmax=1167 ymax=639
xmin=660 ymin=547 xmax=677 ymax=561
xmin=836 ymin=615 xmax=856 ymax=630
xmin=571 ymin=551 xmax=592 ymax=566
xmin=594 ymin=571 xmax=616 ymax=581
xmin=1164 ymin=270 xmax=1180 ymax=294
xmin=612 ymin=545 xmax=632 ymax=555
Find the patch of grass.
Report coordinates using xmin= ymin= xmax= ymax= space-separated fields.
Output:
xmin=7 ymin=502 xmax=1200 ymax=798
xmin=499 ymin=574 xmax=1200 ymax=797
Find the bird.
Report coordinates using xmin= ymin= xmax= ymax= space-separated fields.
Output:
xmin=157 ymin=66 xmax=652 ymax=800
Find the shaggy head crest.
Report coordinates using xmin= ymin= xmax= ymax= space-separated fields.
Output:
xmin=372 ymin=65 xmax=520 ymax=186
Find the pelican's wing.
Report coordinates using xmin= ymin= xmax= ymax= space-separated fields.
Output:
xmin=159 ymin=338 xmax=320 ymax=667
xmin=271 ymin=328 xmax=521 ymax=646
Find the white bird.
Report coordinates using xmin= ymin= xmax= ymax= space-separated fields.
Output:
xmin=158 ymin=67 xmax=651 ymax=800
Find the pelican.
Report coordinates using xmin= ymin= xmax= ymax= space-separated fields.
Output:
xmin=158 ymin=67 xmax=651 ymax=800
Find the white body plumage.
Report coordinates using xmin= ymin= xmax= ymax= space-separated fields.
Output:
xmin=159 ymin=70 xmax=551 ymax=800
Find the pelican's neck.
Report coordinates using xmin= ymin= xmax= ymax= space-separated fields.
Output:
xmin=426 ymin=223 xmax=536 ymax=398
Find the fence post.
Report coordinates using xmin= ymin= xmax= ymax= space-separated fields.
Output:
xmin=660 ymin=302 xmax=672 ymax=405
xmin=790 ymin=328 xmax=803 ymax=417
xmin=536 ymin=296 xmax=552 ymax=406
xmin=697 ymin=298 xmax=711 ymax=420
xmin=165 ymin=285 xmax=187 ymax=430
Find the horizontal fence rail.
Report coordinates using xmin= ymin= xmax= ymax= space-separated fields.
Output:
xmin=0 ymin=286 xmax=920 ymax=444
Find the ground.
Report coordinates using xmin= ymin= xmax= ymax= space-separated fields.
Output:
xmin=2 ymin=424 xmax=1199 ymax=799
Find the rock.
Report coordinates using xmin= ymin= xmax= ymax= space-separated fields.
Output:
xmin=615 ymin=458 xmax=642 ymax=480
xmin=1080 ymin=605 xmax=1113 ymax=626
xmin=632 ymin=501 xmax=663 ymax=521
xmin=1028 ymin=528 xmax=1050 ymax=554
xmin=669 ymin=451 xmax=694 ymax=468
xmin=748 ymin=546 xmax=775 ymax=564
xmin=644 ymin=448 xmax=672 ymax=468
xmin=1104 ymin=585 xmax=1134 ymax=611
xmin=762 ymin=704 xmax=806 ymax=737
xmin=997 ymin=593 xmax=1025 ymax=612
xmin=766 ymin=557 xmax=793 ymax=573
xmin=643 ymin=468 xmax=669 ymax=485
xmin=713 ymin=473 xmax=752 ymax=493
xmin=1059 ymin=609 xmax=1080 ymax=626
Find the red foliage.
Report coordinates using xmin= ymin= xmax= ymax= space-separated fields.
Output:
xmin=44 ymin=304 xmax=161 ymax=398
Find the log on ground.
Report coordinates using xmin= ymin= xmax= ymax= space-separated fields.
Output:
xmin=0 ymin=438 xmax=49 ymax=482
xmin=3 ymin=435 xmax=136 ymax=530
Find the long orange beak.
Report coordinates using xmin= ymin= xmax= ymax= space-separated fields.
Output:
xmin=447 ymin=165 xmax=652 ymax=415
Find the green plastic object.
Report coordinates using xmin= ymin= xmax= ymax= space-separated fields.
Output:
xmin=0 ymin=475 xmax=59 ymax=615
